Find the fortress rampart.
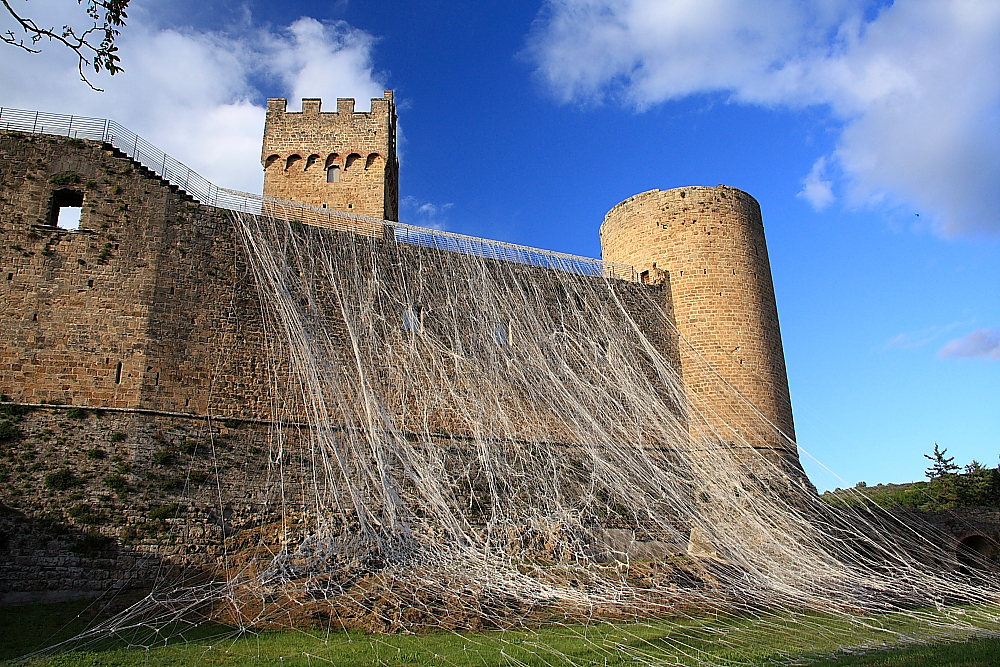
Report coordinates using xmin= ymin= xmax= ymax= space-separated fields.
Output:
xmin=0 ymin=129 xmax=690 ymax=602
xmin=0 ymin=101 xmax=820 ymax=604
xmin=0 ymin=130 xmax=676 ymax=431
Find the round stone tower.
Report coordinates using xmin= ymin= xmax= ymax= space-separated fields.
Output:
xmin=601 ymin=185 xmax=808 ymax=484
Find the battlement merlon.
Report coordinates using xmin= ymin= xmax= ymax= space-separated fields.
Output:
xmin=263 ymin=91 xmax=395 ymax=117
xmin=261 ymin=92 xmax=396 ymax=164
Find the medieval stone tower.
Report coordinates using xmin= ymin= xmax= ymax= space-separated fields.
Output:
xmin=261 ymin=92 xmax=399 ymax=220
xmin=601 ymin=186 xmax=805 ymax=481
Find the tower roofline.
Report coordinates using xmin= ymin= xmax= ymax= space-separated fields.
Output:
xmin=266 ymin=91 xmax=396 ymax=115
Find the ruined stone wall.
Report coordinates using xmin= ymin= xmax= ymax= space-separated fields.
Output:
xmin=1 ymin=131 xmax=676 ymax=429
xmin=0 ymin=131 xmax=273 ymax=416
xmin=261 ymin=94 xmax=399 ymax=221
xmin=600 ymin=186 xmax=804 ymax=482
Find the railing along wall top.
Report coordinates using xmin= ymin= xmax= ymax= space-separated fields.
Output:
xmin=0 ymin=106 xmax=636 ymax=281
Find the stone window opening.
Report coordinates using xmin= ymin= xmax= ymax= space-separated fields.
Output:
xmin=305 ymin=154 xmax=320 ymax=170
xmin=344 ymin=153 xmax=362 ymax=170
xmin=402 ymin=307 xmax=423 ymax=333
xmin=49 ymin=188 xmax=84 ymax=229
xmin=6 ymin=273 xmax=12 ymax=281
xmin=264 ymin=154 xmax=280 ymax=169
xmin=114 ymin=361 xmax=123 ymax=384
xmin=640 ymin=270 xmax=650 ymax=284
xmin=285 ymin=154 xmax=302 ymax=171
xmin=326 ymin=165 xmax=341 ymax=183
xmin=494 ymin=319 xmax=513 ymax=346
xmin=365 ymin=153 xmax=380 ymax=170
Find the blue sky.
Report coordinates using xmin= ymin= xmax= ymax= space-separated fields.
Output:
xmin=2 ymin=0 xmax=997 ymax=490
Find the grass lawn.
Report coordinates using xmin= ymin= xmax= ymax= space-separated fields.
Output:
xmin=2 ymin=599 xmax=998 ymax=666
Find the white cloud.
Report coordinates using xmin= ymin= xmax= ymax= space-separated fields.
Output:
xmin=527 ymin=0 xmax=1000 ymax=236
xmin=885 ymin=320 xmax=971 ymax=350
xmin=401 ymin=196 xmax=454 ymax=231
xmin=0 ymin=6 xmax=384 ymax=194
xmin=798 ymin=157 xmax=835 ymax=210
xmin=938 ymin=328 xmax=1000 ymax=361
xmin=267 ymin=18 xmax=384 ymax=113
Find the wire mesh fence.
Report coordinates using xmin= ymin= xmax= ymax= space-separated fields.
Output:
xmin=0 ymin=107 xmax=635 ymax=281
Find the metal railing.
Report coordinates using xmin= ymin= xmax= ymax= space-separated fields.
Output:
xmin=0 ymin=107 xmax=636 ymax=281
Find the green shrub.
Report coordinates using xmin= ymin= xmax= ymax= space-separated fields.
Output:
xmin=109 ymin=431 xmax=127 ymax=443
xmin=161 ymin=477 xmax=183 ymax=492
xmin=49 ymin=173 xmax=81 ymax=185
xmin=0 ymin=404 xmax=31 ymax=418
xmin=86 ymin=448 xmax=107 ymax=460
xmin=67 ymin=407 xmax=90 ymax=421
xmin=221 ymin=418 xmax=242 ymax=429
xmin=0 ymin=421 xmax=23 ymax=443
xmin=148 ymin=503 xmax=179 ymax=521
xmin=44 ymin=468 xmax=81 ymax=491
xmin=73 ymin=529 xmax=112 ymax=556
xmin=152 ymin=449 xmax=174 ymax=465
xmin=104 ymin=474 xmax=129 ymax=497
xmin=68 ymin=503 xmax=105 ymax=525
xmin=179 ymin=439 xmax=197 ymax=455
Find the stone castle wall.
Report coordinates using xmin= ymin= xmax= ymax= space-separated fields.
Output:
xmin=0 ymin=131 xmax=273 ymax=416
xmin=600 ymin=186 xmax=804 ymax=481
xmin=1 ymin=131 xmax=675 ymax=427
xmin=261 ymin=94 xmax=399 ymax=220
xmin=0 ymin=132 xmax=689 ymax=600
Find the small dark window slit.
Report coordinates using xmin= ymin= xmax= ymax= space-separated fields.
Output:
xmin=114 ymin=361 xmax=123 ymax=384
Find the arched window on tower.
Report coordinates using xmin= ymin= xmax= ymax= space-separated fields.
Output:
xmin=285 ymin=154 xmax=301 ymax=171
xmin=305 ymin=154 xmax=320 ymax=170
xmin=327 ymin=165 xmax=341 ymax=183
xmin=344 ymin=153 xmax=362 ymax=170
xmin=264 ymin=154 xmax=280 ymax=169
xmin=365 ymin=153 xmax=382 ymax=170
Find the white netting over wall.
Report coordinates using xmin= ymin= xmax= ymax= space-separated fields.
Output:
xmin=29 ymin=211 xmax=1000 ymax=664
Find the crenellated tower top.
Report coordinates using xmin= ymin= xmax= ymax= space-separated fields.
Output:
xmin=261 ymin=91 xmax=398 ymax=220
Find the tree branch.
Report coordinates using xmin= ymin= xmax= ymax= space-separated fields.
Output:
xmin=1 ymin=0 xmax=128 ymax=91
